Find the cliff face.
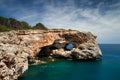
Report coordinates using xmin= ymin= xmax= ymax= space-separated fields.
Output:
xmin=0 ymin=30 xmax=102 ymax=80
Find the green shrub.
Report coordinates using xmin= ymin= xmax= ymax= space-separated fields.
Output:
xmin=32 ymin=23 xmax=48 ymax=30
xmin=0 ymin=16 xmax=48 ymax=32
xmin=0 ymin=25 xmax=11 ymax=32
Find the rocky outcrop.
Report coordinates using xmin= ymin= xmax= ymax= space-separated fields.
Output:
xmin=0 ymin=30 xmax=102 ymax=80
xmin=47 ymin=32 xmax=102 ymax=60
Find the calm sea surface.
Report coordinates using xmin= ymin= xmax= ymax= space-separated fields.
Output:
xmin=20 ymin=44 xmax=120 ymax=80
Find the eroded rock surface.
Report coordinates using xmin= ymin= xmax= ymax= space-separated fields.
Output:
xmin=0 ymin=30 xmax=102 ymax=80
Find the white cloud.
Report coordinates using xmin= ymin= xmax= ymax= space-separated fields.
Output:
xmin=109 ymin=2 xmax=120 ymax=8
xmin=19 ymin=13 xmax=40 ymax=20
xmin=6 ymin=0 xmax=120 ymax=44
xmin=40 ymin=2 xmax=120 ymax=44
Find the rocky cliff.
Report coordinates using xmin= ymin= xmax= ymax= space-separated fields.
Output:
xmin=0 ymin=30 xmax=102 ymax=80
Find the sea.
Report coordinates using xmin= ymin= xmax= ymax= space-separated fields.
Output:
xmin=19 ymin=44 xmax=120 ymax=80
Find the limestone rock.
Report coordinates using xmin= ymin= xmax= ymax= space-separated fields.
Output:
xmin=0 ymin=30 xmax=102 ymax=79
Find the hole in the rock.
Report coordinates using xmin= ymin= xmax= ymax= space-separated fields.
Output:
xmin=65 ymin=43 xmax=74 ymax=51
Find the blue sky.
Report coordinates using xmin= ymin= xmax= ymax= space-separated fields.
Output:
xmin=0 ymin=0 xmax=120 ymax=44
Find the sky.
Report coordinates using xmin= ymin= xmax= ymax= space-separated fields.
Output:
xmin=0 ymin=0 xmax=120 ymax=44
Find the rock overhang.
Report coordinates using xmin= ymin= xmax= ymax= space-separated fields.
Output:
xmin=0 ymin=30 xmax=102 ymax=80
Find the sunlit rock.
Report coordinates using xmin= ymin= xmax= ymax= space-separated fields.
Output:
xmin=0 ymin=30 xmax=102 ymax=80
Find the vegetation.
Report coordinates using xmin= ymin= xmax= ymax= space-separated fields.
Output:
xmin=0 ymin=25 xmax=11 ymax=32
xmin=0 ymin=16 xmax=79 ymax=32
xmin=0 ymin=16 xmax=48 ymax=32
xmin=51 ymin=28 xmax=79 ymax=32
xmin=68 ymin=29 xmax=80 ymax=32
xmin=32 ymin=23 xmax=48 ymax=30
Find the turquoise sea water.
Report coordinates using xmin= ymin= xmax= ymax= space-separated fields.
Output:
xmin=20 ymin=44 xmax=120 ymax=80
